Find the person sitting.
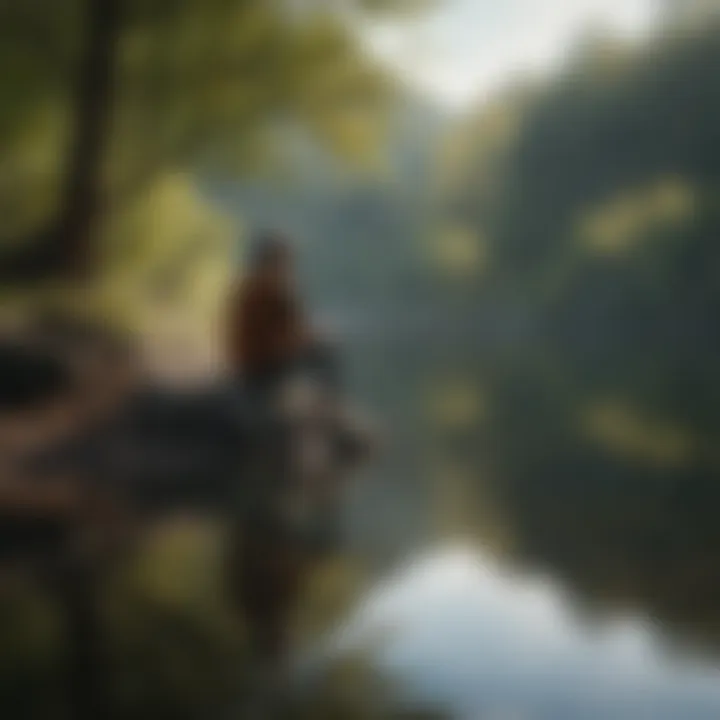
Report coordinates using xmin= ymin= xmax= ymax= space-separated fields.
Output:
xmin=226 ymin=230 xmax=339 ymax=403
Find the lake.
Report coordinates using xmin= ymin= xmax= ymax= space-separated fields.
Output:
xmin=318 ymin=332 xmax=720 ymax=719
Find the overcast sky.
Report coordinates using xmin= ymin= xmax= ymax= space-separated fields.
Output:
xmin=361 ymin=0 xmax=660 ymax=108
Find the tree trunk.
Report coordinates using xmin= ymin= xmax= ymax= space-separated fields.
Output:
xmin=61 ymin=561 xmax=109 ymax=720
xmin=0 ymin=0 xmax=122 ymax=284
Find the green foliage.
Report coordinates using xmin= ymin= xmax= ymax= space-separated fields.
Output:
xmin=444 ymin=18 xmax=720 ymax=430
xmin=98 ymin=172 xmax=235 ymax=340
xmin=0 ymin=0 xmax=396 ymax=330
xmin=447 ymin=20 xmax=720 ymax=298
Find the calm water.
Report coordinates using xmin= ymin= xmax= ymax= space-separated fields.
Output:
xmin=327 ymin=334 xmax=720 ymax=719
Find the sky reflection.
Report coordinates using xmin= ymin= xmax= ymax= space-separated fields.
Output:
xmin=338 ymin=545 xmax=720 ymax=719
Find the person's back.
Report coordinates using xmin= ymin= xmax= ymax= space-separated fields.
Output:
xmin=229 ymin=273 xmax=301 ymax=379
xmin=227 ymin=232 xmax=310 ymax=396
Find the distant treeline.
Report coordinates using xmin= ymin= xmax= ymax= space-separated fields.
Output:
xmin=437 ymin=17 xmax=720 ymax=650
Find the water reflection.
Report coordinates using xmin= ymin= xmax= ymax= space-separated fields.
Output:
xmin=334 ymin=335 xmax=720 ymax=719
xmin=340 ymin=545 xmax=720 ymax=720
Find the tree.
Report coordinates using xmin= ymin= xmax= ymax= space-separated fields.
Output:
xmin=0 ymin=0 xmax=398 ymax=295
